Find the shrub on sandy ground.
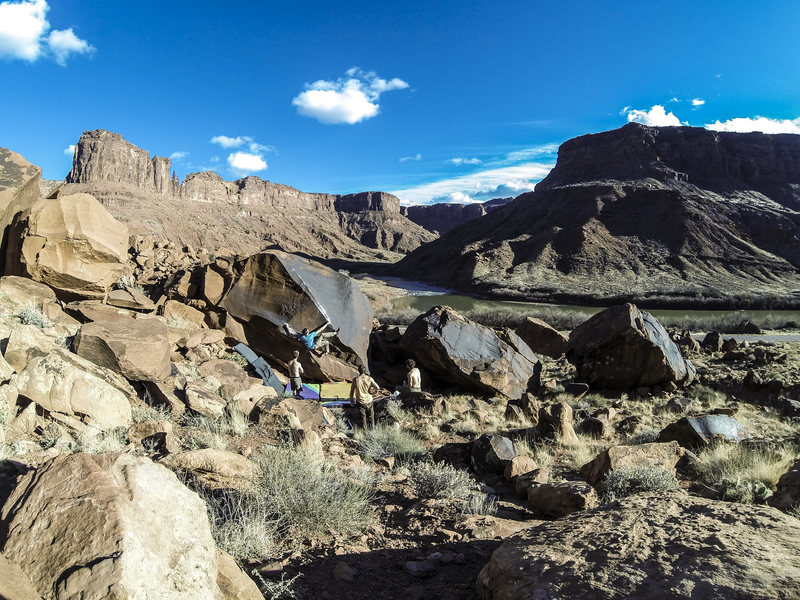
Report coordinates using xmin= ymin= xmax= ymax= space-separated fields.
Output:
xmin=203 ymin=445 xmax=374 ymax=561
xmin=627 ymin=428 xmax=660 ymax=445
xmin=691 ymin=442 xmax=798 ymax=504
xmin=131 ymin=403 xmax=170 ymax=424
xmin=354 ymin=425 xmax=426 ymax=463
xmin=384 ymin=398 xmax=411 ymax=424
xmin=461 ymin=493 xmax=498 ymax=516
xmin=15 ymin=304 xmax=50 ymax=328
xmin=601 ymin=465 xmax=678 ymax=503
xmin=181 ymin=409 xmax=251 ymax=450
xmin=73 ymin=426 xmax=128 ymax=454
xmin=409 ymin=461 xmax=473 ymax=500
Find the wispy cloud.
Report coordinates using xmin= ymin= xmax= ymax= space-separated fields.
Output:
xmin=390 ymin=162 xmax=554 ymax=206
xmin=63 ymin=144 xmax=74 ymax=155
xmin=691 ymin=98 xmax=705 ymax=106
xmin=399 ymin=153 xmax=422 ymax=162
xmin=292 ymin=67 xmax=409 ymax=125
xmin=705 ymin=116 xmax=800 ymax=134
xmin=625 ymin=104 xmax=686 ymax=126
xmin=170 ymin=151 xmax=189 ymax=160
xmin=0 ymin=0 xmax=94 ymax=65
xmin=449 ymin=157 xmax=481 ymax=165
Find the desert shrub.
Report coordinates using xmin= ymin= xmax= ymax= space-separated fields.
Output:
xmin=252 ymin=572 xmax=302 ymax=600
xmin=203 ymin=445 xmax=374 ymax=561
xmin=73 ymin=426 xmax=128 ymax=454
xmin=354 ymin=425 xmax=425 ymax=463
xmin=601 ymin=465 xmax=679 ymax=502
xmin=691 ymin=443 xmax=797 ymax=504
xmin=131 ymin=403 xmax=170 ymax=424
xmin=409 ymin=461 xmax=473 ymax=500
xmin=384 ymin=398 xmax=411 ymax=424
xmin=16 ymin=304 xmax=50 ymax=328
xmin=627 ymin=428 xmax=661 ymax=445
xmin=461 ymin=493 xmax=498 ymax=516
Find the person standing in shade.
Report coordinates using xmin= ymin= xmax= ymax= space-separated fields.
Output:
xmin=350 ymin=365 xmax=380 ymax=429
xmin=288 ymin=350 xmax=304 ymax=398
xmin=405 ymin=359 xmax=422 ymax=392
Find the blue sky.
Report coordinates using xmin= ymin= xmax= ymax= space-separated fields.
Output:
xmin=1 ymin=1 xmax=799 ymax=205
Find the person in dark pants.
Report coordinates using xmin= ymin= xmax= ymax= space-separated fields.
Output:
xmin=349 ymin=365 xmax=379 ymax=429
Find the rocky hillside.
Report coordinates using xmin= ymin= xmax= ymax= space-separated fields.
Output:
xmin=394 ymin=123 xmax=800 ymax=307
xmin=401 ymin=197 xmax=512 ymax=235
xmin=57 ymin=130 xmax=435 ymax=260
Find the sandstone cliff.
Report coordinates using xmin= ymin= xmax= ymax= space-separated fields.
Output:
xmin=61 ymin=130 xmax=435 ymax=260
xmin=394 ymin=123 xmax=800 ymax=307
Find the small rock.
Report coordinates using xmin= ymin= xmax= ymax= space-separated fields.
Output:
xmin=403 ymin=560 xmax=436 ymax=577
xmin=332 ymin=560 xmax=356 ymax=582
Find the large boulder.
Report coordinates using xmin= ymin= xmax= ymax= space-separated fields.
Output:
xmin=0 ymin=147 xmax=40 ymax=273
xmin=12 ymin=344 xmax=134 ymax=430
xmin=74 ymin=316 xmax=171 ymax=382
xmin=160 ymin=448 xmax=259 ymax=491
xmin=580 ymin=441 xmax=685 ymax=486
xmin=399 ymin=306 xmax=540 ymax=397
xmin=526 ymin=481 xmax=598 ymax=518
xmin=471 ymin=434 xmax=517 ymax=474
xmin=769 ymin=458 xmax=800 ymax=510
xmin=4 ymin=193 xmax=129 ymax=300
xmin=0 ymin=453 xmax=223 ymax=599
xmin=219 ymin=250 xmax=373 ymax=381
xmin=567 ymin=303 xmax=695 ymax=390
xmin=514 ymin=317 xmax=569 ymax=358
xmin=658 ymin=414 xmax=750 ymax=448
xmin=476 ymin=492 xmax=800 ymax=600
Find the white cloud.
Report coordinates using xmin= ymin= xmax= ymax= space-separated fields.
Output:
xmin=63 ymin=144 xmax=74 ymax=155
xmin=227 ymin=152 xmax=267 ymax=175
xmin=705 ymin=116 xmax=800 ymax=134
xmin=670 ymin=97 xmax=680 ymax=103
xmin=626 ymin=105 xmax=686 ymax=126
xmin=0 ymin=1 xmax=93 ymax=65
xmin=399 ymin=153 xmax=422 ymax=162
xmin=390 ymin=162 xmax=554 ymax=206
xmin=449 ymin=157 xmax=481 ymax=165
xmin=211 ymin=135 xmax=247 ymax=148
xmin=292 ymin=67 xmax=409 ymax=124
xmin=47 ymin=27 xmax=93 ymax=65
xmin=211 ymin=135 xmax=274 ymax=154
xmin=691 ymin=98 xmax=705 ymax=106
xmin=170 ymin=151 xmax=189 ymax=160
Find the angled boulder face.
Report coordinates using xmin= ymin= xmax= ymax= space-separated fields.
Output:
xmin=515 ymin=317 xmax=569 ymax=358
xmin=74 ymin=317 xmax=171 ymax=382
xmin=12 ymin=345 xmax=134 ymax=430
xmin=220 ymin=250 xmax=373 ymax=381
xmin=471 ymin=434 xmax=517 ymax=474
xmin=5 ymin=193 xmax=129 ymax=300
xmin=580 ymin=441 xmax=685 ymax=486
xmin=476 ymin=492 xmax=800 ymax=600
xmin=1 ymin=453 xmax=223 ymax=599
xmin=0 ymin=147 xmax=40 ymax=270
xmin=399 ymin=306 xmax=540 ymax=397
xmin=567 ymin=303 xmax=695 ymax=390
xmin=659 ymin=414 xmax=750 ymax=448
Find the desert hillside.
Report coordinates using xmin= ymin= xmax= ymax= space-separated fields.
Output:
xmin=394 ymin=123 xmax=800 ymax=307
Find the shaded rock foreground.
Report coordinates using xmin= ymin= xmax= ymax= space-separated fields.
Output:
xmin=476 ymin=492 xmax=800 ymax=600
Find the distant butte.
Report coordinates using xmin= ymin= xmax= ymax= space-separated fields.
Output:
xmin=393 ymin=123 xmax=800 ymax=308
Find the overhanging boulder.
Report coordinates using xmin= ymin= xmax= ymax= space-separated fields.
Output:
xmin=399 ymin=306 xmax=540 ymax=397
xmin=4 ymin=193 xmax=129 ymax=300
xmin=219 ymin=251 xmax=373 ymax=380
xmin=567 ymin=303 xmax=695 ymax=390
xmin=0 ymin=147 xmax=41 ymax=274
